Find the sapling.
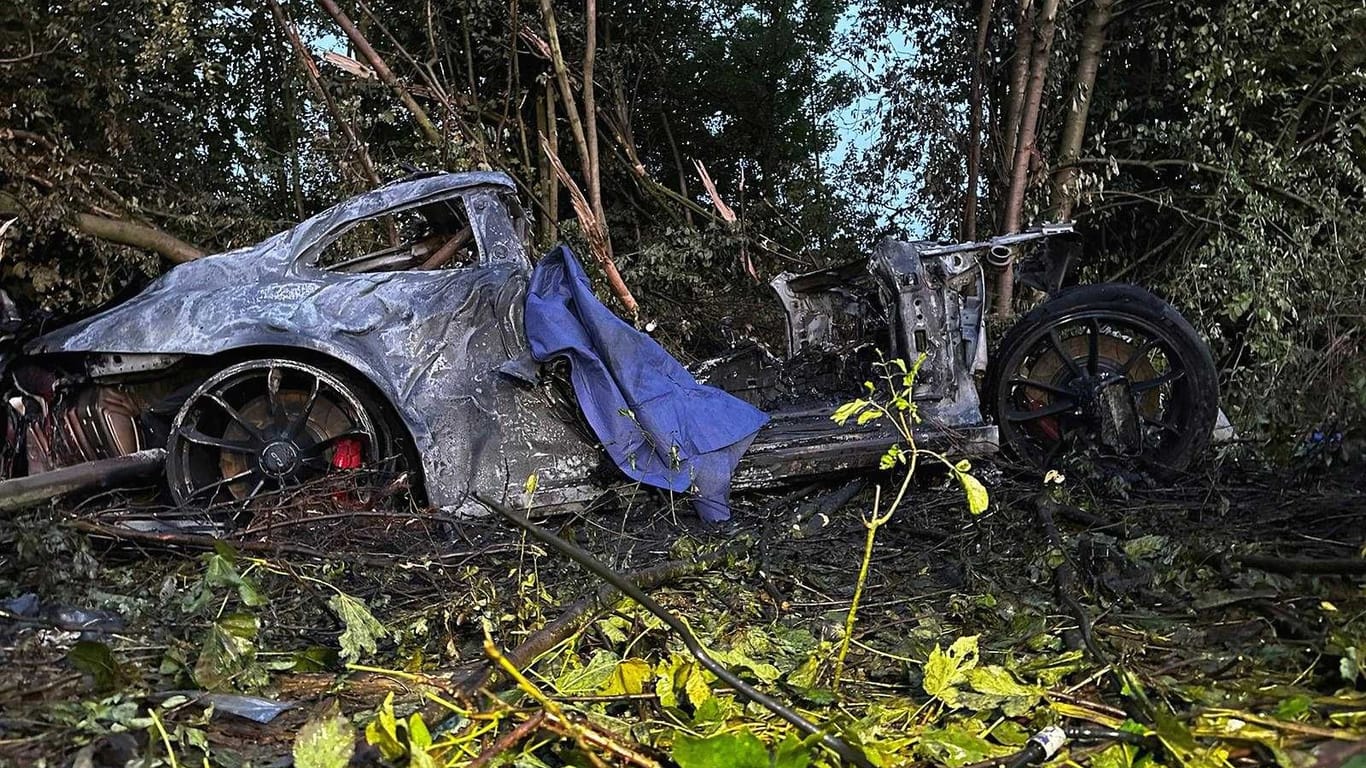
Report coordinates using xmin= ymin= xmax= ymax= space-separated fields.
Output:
xmin=830 ymin=353 xmax=988 ymax=690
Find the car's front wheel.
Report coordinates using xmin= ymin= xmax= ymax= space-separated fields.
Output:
xmin=166 ymin=358 xmax=400 ymax=508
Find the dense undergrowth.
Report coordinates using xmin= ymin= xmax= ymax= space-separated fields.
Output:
xmin=0 ymin=453 xmax=1363 ymax=768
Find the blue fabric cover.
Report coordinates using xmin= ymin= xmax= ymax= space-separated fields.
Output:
xmin=524 ymin=246 xmax=769 ymax=521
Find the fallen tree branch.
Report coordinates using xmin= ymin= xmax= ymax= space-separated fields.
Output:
xmin=0 ymin=450 xmax=168 ymax=513
xmin=1234 ymin=554 xmax=1366 ymax=576
xmin=73 ymin=212 xmax=205 ymax=263
xmin=473 ymin=493 xmax=876 ymax=768
xmin=447 ymin=535 xmax=749 ymax=703
xmin=65 ymin=516 xmax=510 ymax=568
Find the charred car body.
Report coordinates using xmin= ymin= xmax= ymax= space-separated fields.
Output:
xmin=0 ymin=171 xmax=1219 ymax=516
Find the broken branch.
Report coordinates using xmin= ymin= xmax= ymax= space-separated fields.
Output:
xmin=316 ymin=0 xmax=444 ymax=147
xmin=540 ymin=134 xmax=638 ymax=316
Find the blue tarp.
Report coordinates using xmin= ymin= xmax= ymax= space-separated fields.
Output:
xmin=524 ymin=246 xmax=769 ymax=522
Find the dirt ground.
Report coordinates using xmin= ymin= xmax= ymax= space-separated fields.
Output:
xmin=0 ymin=454 xmax=1363 ymax=768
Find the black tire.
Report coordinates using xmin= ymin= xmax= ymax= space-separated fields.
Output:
xmin=984 ymin=284 xmax=1219 ymax=474
xmin=165 ymin=358 xmax=403 ymax=510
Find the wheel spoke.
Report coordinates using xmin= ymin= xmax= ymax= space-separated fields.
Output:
xmin=1131 ymin=368 xmax=1186 ymax=393
xmin=1009 ymin=377 xmax=1076 ymax=399
xmin=243 ymin=477 xmax=269 ymax=502
xmin=1086 ymin=319 xmax=1101 ymax=375
xmin=286 ymin=375 xmax=322 ymax=439
xmin=178 ymin=425 xmax=258 ymax=454
xmin=1005 ymin=399 xmax=1075 ymax=422
xmin=204 ymin=393 xmax=267 ymax=442
xmin=266 ymin=366 xmax=285 ymax=424
xmin=1047 ymin=329 xmax=1085 ymax=379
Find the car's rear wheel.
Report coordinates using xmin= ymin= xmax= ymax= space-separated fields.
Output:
xmin=166 ymin=358 xmax=400 ymax=508
xmin=985 ymin=284 xmax=1219 ymax=474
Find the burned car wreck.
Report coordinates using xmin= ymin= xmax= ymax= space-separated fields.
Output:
xmin=0 ymin=171 xmax=1220 ymax=519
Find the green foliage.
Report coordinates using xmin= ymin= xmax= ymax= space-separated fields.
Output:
xmin=293 ymin=700 xmax=355 ymax=768
xmin=193 ymin=613 xmax=268 ymax=691
xmin=673 ymin=731 xmax=811 ymax=768
xmin=326 ymin=591 xmax=389 ymax=664
xmin=67 ymin=641 xmax=122 ymax=692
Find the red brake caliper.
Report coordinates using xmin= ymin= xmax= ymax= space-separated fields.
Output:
xmin=330 ymin=437 xmax=364 ymax=470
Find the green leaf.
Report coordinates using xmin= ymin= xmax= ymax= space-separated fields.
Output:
xmin=293 ymin=700 xmax=354 ymax=768
xmin=327 ymin=592 xmax=388 ymax=664
xmin=880 ymin=443 xmax=902 ymax=470
xmin=684 ymin=663 xmax=714 ymax=708
xmin=202 ymin=544 xmax=268 ymax=607
xmin=363 ymin=693 xmax=405 ymax=761
xmin=674 ymin=732 xmax=769 ymax=768
xmin=956 ymin=470 xmax=989 ymax=515
xmin=856 ymin=408 xmax=883 ymax=425
xmin=832 ymin=399 xmax=869 ymax=425
xmin=194 ymin=613 xmax=265 ymax=691
xmin=773 ymin=732 xmax=813 ymax=768
xmin=599 ymin=658 xmax=654 ymax=696
xmin=407 ymin=712 xmax=431 ymax=750
xmin=917 ymin=723 xmax=1010 ymax=767
xmin=923 ymin=635 xmax=979 ymax=702
xmin=556 ymin=649 xmax=620 ymax=694
xmin=68 ymin=641 xmax=120 ymax=692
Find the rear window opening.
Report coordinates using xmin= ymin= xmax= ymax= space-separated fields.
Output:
xmin=315 ymin=197 xmax=476 ymax=273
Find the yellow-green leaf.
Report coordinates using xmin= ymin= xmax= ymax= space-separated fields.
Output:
xmin=293 ymin=700 xmax=354 ymax=768
xmin=328 ymin=592 xmax=388 ymax=664
xmin=923 ymin=635 xmax=979 ymax=700
xmin=364 ymin=693 xmax=405 ymax=761
xmin=857 ymin=408 xmax=883 ymax=425
xmin=956 ymin=470 xmax=989 ymax=515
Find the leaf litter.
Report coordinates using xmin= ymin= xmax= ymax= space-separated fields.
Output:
xmin=0 ymin=461 xmax=1362 ymax=768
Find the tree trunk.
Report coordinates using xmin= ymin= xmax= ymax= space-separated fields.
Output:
xmin=996 ymin=0 xmax=1062 ymax=316
xmin=583 ymin=0 xmax=603 ymax=225
xmin=316 ymin=0 xmax=444 ymax=148
xmin=963 ymin=0 xmax=997 ymax=241
xmin=538 ymin=0 xmax=592 ymax=186
xmin=545 ymin=81 xmax=561 ymax=241
xmin=1001 ymin=0 xmax=1034 ymax=168
xmin=659 ymin=108 xmax=693 ymax=227
xmin=1050 ymin=0 xmax=1116 ymax=221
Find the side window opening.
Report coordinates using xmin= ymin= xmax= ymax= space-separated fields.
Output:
xmin=315 ymin=196 xmax=477 ymax=273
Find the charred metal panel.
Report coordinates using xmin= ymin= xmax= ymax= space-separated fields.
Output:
xmin=24 ymin=172 xmax=605 ymax=514
xmin=769 ymin=260 xmax=882 ymax=357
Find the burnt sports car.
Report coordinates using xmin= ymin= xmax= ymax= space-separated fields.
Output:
xmin=0 ymin=171 xmax=1219 ymax=517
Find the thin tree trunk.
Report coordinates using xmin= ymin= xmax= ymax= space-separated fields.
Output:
xmin=316 ymin=0 xmax=444 ymax=147
xmin=545 ymin=81 xmax=560 ymax=241
xmin=996 ymin=0 xmax=1062 ymax=315
xmin=536 ymin=83 xmax=554 ymax=245
xmin=963 ymin=0 xmax=997 ymax=240
xmin=538 ymin=0 xmax=592 ymax=185
xmin=1050 ymin=0 xmax=1116 ymax=221
xmin=659 ymin=108 xmax=693 ymax=227
xmin=583 ymin=0 xmax=603 ymax=224
xmin=1001 ymin=0 xmax=1034 ymax=167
